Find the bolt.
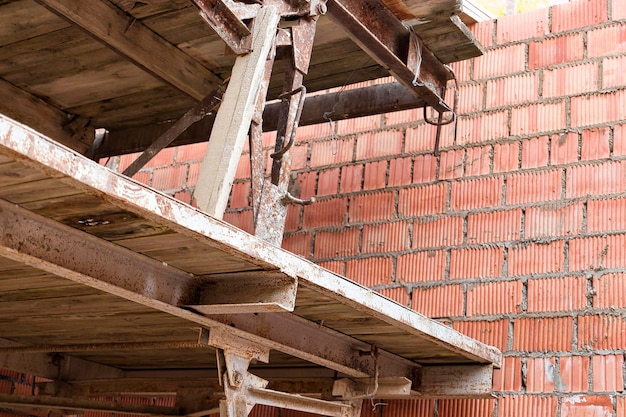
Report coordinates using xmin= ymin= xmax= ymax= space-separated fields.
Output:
xmin=232 ymin=371 xmax=243 ymax=386
xmin=316 ymin=2 xmax=327 ymax=15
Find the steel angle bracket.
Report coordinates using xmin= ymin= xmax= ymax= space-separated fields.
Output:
xmin=207 ymin=328 xmax=363 ymax=417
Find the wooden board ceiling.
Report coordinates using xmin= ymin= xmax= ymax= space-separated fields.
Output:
xmin=0 ymin=0 xmax=482 ymax=155
xmin=0 ymin=114 xmax=500 ymax=408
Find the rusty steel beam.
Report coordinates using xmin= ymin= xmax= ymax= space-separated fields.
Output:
xmin=192 ymin=0 xmax=253 ymax=55
xmin=0 ymin=393 xmax=178 ymax=417
xmin=0 ymin=178 xmax=414 ymax=380
xmin=0 ymin=114 xmax=502 ymax=370
xmin=98 ymin=82 xmax=424 ymax=158
xmin=326 ymin=0 xmax=450 ymax=112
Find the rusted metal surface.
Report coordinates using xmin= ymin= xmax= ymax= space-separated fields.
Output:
xmin=0 ymin=114 xmax=501 ymax=367
xmin=100 ymin=82 xmax=427 ymax=158
xmin=269 ymin=86 xmax=306 ymax=161
xmin=253 ymin=17 xmax=316 ymax=244
xmin=249 ymin=387 xmax=353 ymax=417
xmin=122 ymin=83 xmax=228 ymax=177
xmin=192 ymin=0 xmax=253 ymax=55
xmin=0 ymin=114 xmax=502 ymax=417
xmin=186 ymin=271 xmax=298 ymax=314
xmin=332 ymin=377 xmax=413 ymax=399
xmin=211 ymin=330 xmax=360 ymax=417
xmin=0 ymin=198 xmax=195 ymax=307
xmin=209 ymin=312 xmax=420 ymax=379
xmin=269 ymin=17 xmax=316 ymax=187
xmin=326 ymin=0 xmax=451 ymax=112
xmin=253 ymin=181 xmax=290 ymax=245
xmin=250 ymin=54 xmax=276 ymax=222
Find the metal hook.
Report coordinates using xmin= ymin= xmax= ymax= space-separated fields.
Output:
xmin=270 ymin=85 xmax=307 ymax=160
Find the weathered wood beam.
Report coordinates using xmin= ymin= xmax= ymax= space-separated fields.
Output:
xmin=34 ymin=0 xmax=222 ymax=101
xmin=326 ymin=0 xmax=451 ymax=112
xmin=0 ymin=78 xmax=92 ymax=154
xmin=194 ymin=6 xmax=281 ymax=218
xmin=97 ymin=82 xmax=425 ymax=158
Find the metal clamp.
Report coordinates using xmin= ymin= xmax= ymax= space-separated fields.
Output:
xmin=423 ymin=64 xmax=459 ymax=156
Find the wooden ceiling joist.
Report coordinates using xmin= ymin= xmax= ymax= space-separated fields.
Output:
xmin=0 ymin=78 xmax=92 ymax=154
xmin=34 ymin=0 xmax=223 ymax=100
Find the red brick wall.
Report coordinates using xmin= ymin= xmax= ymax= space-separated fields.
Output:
xmin=118 ymin=0 xmax=626 ymax=415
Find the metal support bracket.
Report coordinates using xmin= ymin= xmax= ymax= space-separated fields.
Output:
xmin=183 ymin=271 xmax=298 ymax=314
xmin=207 ymin=328 xmax=363 ymax=417
xmin=253 ymin=16 xmax=317 ymax=245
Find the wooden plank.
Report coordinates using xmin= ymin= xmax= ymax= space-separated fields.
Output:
xmin=34 ymin=0 xmax=223 ymax=100
xmin=23 ymin=60 xmax=165 ymax=109
xmin=112 ymin=0 xmax=191 ymax=19
xmin=0 ymin=79 xmax=92 ymax=154
xmin=0 ymin=285 xmax=98 ymax=302
xmin=0 ymin=27 xmax=91 ymax=74
xmin=69 ymin=86 xmax=196 ymax=130
xmin=416 ymin=15 xmax=484 ymax=64
xmin=381 ymin=0 xmax=460 ymax=21
xmin=0 ymin=0 xmax=69 ymax=46
xmin=194 ymin=6 xmax=281 ymax=218
xmin=0 ymin=177 xmax=80 ymax=204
